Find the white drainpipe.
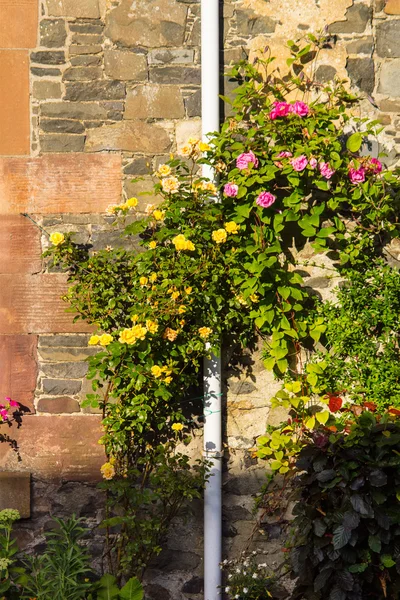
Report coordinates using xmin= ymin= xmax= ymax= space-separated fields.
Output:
xmin=201 ymin=1 xmax=222 ymax=599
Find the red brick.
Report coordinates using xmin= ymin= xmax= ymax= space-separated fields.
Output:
xmin=0 ymin=274 xmax=93 ymax=334
xmin=0 ymin=415 xmax=104 ymax=481
xmin=0 ymin=215 xmax=42 ymax=274
xmin=0 ymin=154 xmax=122 ymax=213
xmin=0 ymin=335 xmax=37 ymax=411
xmin=0 ymin=50 xmax=30 ymax=156
xmin=0 ymin=0 xmax=38 ymax=48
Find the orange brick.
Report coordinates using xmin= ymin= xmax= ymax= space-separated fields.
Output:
xmin=0 ymin=415 xmax=104 ymax=481
xmin=0 ymin=50 xmax=30 ymax=155
xmin=0 ymin=154 xmax=122 ymax=213
xmin=0 ymin=0 xmax=38 ymax=48
xmin=0 ymin=274 xmax=93 ymax=334
xmin=0 ymin=215 xmax=42 ymax=274
xmin=0 ymin=335 xmax=37 ymax=411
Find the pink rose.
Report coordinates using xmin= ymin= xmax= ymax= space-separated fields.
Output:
xmin=309 ymin=157 xmax=318 ymax=169
xmin=0 ymin=408 xmax=8 ymax=421
xmin=349 ymin=167 xmax=366 ymax=184
xmin=256 ymin=191 xmax=276 ymax=208
xmin=319 ymin=162 xmax=335 ymax=180
xmin=277 ymin=151 xmax=293 ymax=158
xmin=223 ymin=183 xmax=239 ymax=197
xmin=236 ymin=151 xmax=259 ymax=170
xmin=368 ymin=158 xmax=382 ymax=174
xmin=290 ymin=155 xmax=308 ymax=172
xmin=290 ymin=101 xmax=310 ymax=117
xmin=6 ymin=398 xmax=19 ymax=408
xmin=269 ymin=101 xmax=290 ymax=120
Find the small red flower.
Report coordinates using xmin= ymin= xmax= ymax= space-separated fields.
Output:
xmin=388 ymin=408 xmax=400 ymax=416
xmin=328 ymin=395 xmax=343 ymax=412
xmin=363 ymin=401 xmax=377 ymax=412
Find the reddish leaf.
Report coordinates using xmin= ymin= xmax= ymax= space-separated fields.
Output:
xmin=389 ymin=407 xmax=400 ymax=416
xmin=363 ymin=402 xmax=377 ymax=412
xmin=328 ymin=395 xmax=343 ymax=412
xmin=351 ymin=405 xmax=363 ymax=417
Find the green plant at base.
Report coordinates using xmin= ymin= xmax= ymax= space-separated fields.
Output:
xmin=222 ymin=552 xmax=276 ymax=599
xmin=0 ymin=509 xmax=24 ymax=599
xmin=89 ymin=573 xmax=143 ymax=600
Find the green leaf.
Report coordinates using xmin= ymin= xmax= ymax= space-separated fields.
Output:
xmin=368 ymin=535 xmax=381 ymax=553
xmin=346 ymin=132 xmax=363 ymax=153
xmin=96 ymin=574 xmax=120 ymax=600
xmin=120 ymin=577 xmax=144 ymax=600
xmin=333 ymin=525 xmax=351 ymax=550
xmin=381 ymin=555 xmax=396 ymax=568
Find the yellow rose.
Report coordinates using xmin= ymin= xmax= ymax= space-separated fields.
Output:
xmin=171 ymin=291 xmax=180 ymax=300
xmin=198 ymin=326 xmax=213 ymax=339
xmin=119 ymin=328 xmax=137 ymax=345
xmin=105 ymin=204 xmax=119 ymax=214
xmin=224 ymin=221 xmax=240 ymax=234
xmin=212 ymin=229 xmax=228 ymax=244
xmin=249 ymin=293 xmax=259 ymax=303
xmin=172 ymin=234 xmax=195 ymax=251
xmin=185 ymin=287 xmax=192 ymax=295
xmin=145 ymin=203 xmax=156 ymax=215
xmin=126 ymin=197 xmax=138 ymax=208
xmin=153 ymin=209 xmax=165 ymax=221
xmin=131 ymin=314 xmax=139 ymax=322
xmin=164 ymin=376 xmax=172 ymax=385
xmin=100 ymin=462 xmax=115 ymax=480
xmin=50 ymin=232 xmax=65 ymax=246
xmin=88 ymin=335 xmax=100 ymax=346
xmin=202 ymin=181 xmax=217 ymax=195
xmin=179 ymin=145 xmax=193 ymax=157
xmin=149 ymin=273 xmax=158 ymax=282
xmin=149 ymin=241 xmax=157 ymax=249
xmin=171 ymin=423 xmax=184 ymax=432
xmin=151 ymin=365 xmax=163 ymax=378
xmin=156 ymin=164 xmax=172 ymax=177
xmin=162 ymin=176 xmax=180 ymax=194
xmin=186 ymin=240 xmax=195 ymax=251
xmin=179 ymin=319 xmax=186 ymax=327
xmin=199 ymin=142 xmax=211 ymax=152
xmin=99 ymin=333 xmax=113 ymax=346
xmin=188 ymin=137 xmax=200 ymax=146
xmin=131 ymin=324 xmax=147 ymax=340
xmin=163 ymin=328 xmax=178 ymax=342
xmin=140 ymin=276 xmax=148 ymax=286
xmin=146 ymin=320 xmax=159 ymax=334
xmin=178 ymin=305 xmax=186 ymax=314
xmin=236 ymin=294 xmax=247 ymax=306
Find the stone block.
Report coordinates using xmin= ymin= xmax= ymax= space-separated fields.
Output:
xmin=315 ymin=65 xmax=337 ymax=83
xmin=123 ymin=179 xmax=161 ymax=211
xmin=184 ymin=89 xmax=201 ymax=117
xmin=0 ymin=50 xmax=30 ymax=155
xmin=65 ymin=80 xmax=126 ymax=101
xmin=71 ymin=33 xmax=103 ymax=45
xmin=69 ymin=44 xmax=102 ymax=55
xmin=346 ymin=37 xmax=373 ymax=55
xmin=46 ymin=0 xmax=100 ymax=18
xmin=329 ymin=3 xmax=372 ymax=33
xmin=104 ymin=49 xmax=148 ymax=81
xmin=31 ymin=51 xmax=65 ymax=65
xmin=0 ymin=415 xmax=104 ymax=481
xmin=40 ymin=119 xmax=85 ymax=134
xmin=40 ymin=101 xmax=107 ymax=120
xmin=0 ymin=215 xmax=41 ymax=275
xmin=385 ymin=0 xmax=400 ymax=13
xmin=0 ymin=335 xmax=37 ymax=411
xmin=40 ymin=135 xmax=86 ymax=153
xmin=38 ymin=347 xmax=99 ymax=362
xmin=32 ymin=80 xmax=62 ymax=100
xmin=39 ymin=334 xmax=91 ymax=347
xmin=31 ymin=67 xmax=61 ymax=77
xmin=235 ymin=9 xmax=276 ymax=35
xmin=63 ymin=67 xmax=103 ymax=81
xmin=376 ymin=21 xmax=400 ymax=57
xmin=69 ymin=21 xmax=104 ymax=34
xmin=40 ymin=19 xmax=67 ymax=48
xmin=85 ymin=121 xmax=171 ymax=153
xmin=42 ymin=379 xmax=82 ymax=395
xmin=0 ymin=274 xmax=93 ymax=334
xmin=148 ymin=48 xmax=195 ymax=65
xmin=0 ymin=473 xmax=30 ymax=518
xmin=150 ymin=66 xmax=200 ymax=85
xmin=0 ymin=154 xmax=122 ymax=214
xmin=346 ymin=58 xmax=375 ymax=95
xmin=125 ymin=85 xmax=185 ymax=119
xmin=123 ymin=157 xmax=150 ymax=176
xmin=37 ymin=396 xmax=81 ymax=413
xmin=70 ymin=54 xmax=102 ymax=67
xmin=175 ymin=119 xmax=201 ymax=149
xmin=105 ymin=0 xmax=187 ymax=48
xmin=378 ymin=60 xmax=400 ymax=96
xmin=0 ymin=0 xmax=38 ymax=48
xmin=41 ymin=362 xmax=88 ymax=378
xmin=379 ymin=98 xmax=400 ymax=112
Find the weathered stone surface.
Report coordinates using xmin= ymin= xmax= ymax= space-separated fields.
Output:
xmin=41 ymin=362 xmax=88 ymax=378
xmin=152 ymin=550 xmax=201 ymax=571
xmin=379 ymin=98 xmax=400 ymax=112
xmin=184 ymin=89 xmax=201 ymax=117
xmin=376 ymin=21 xmax=400 ymax=58
xmin=38 ymin=347 xmax=98 ymax=362
xmin=40 ymin=119 xmax=85 ymax=134
xmin=71 ymin=33 xmax=103 ymax=45
xmin=148 ymin=48 xmax=195 ymax=65
xmin=0 ymin=335 xmax=37 ymax=411
xmin=69 ymin=44 xmax=102 ymax=56
xmin=40 ymin=135 xmax=86 ymax=153
xmin=85 ymin=121 xmax=171 ymax=153
xmin=42 ymin=379 xmax=82 ymax=395
xmin=124 ymin=179 xmax=161 ymax=211
xmin=346 ymin=37 xmax=373 ymax=55
xmin=0 ymin=415 xmax=104 ymax=481
xmin=346 ymin=58 xmax=375 ymax=94
xmin=39 ymin=334 xmax=91 ymax=347
xmin=40 ymin=19 xmax=67 ymax=48
xmin=63 ymin=67 xmax=103 ymax=81
xmin=69 ymin=21 xmax=104 ymax=34
xmin=150 ymin=66 xmax=200 ymax=85
xmin=125 ymin=85 xmax=184 ymax=119
xmin=124 ymin=157 xmax=150 ymax=175
xmin=315 ymin=65 xmax=337 ymax=83
xmin=40 ymin=101 xmax=107 ymax=120
xmin=105 ymin=0 xmax=187 ymax=48
xmin=91 ymin=227 xmax=138 ymax=251
xmin=37 ymin=397 xmax=81 ymax=413
xmin=104 ymin=49 xmax=148 ymax=81
xmin=378 ymin=60 xmax=400 ymax=96
xmin=0 ymin=50 xmax=30 ymax=155
xmin=0 ymin=473 xmax=30 ymax=518
xmin=46 ymin=0 xmax=100 ymax=18
xmin=235 ymin=9 xmax=276 ymax=35
xmin=181 ymin=577 xmax=203 ymax=594
xmin=65 ymin=80 xmax=126 ymax=101
xmin=385 ymin=0 xmax=400 ymax=13
xmin=70 ymin=54 xmax=102 ymax=66
xmin=32 ymin=80 xmax=62 ymax=100
xmin=329 ymin=3 xmax=371 ymax=33
xmin=175 ymin=119 xmax=201 ymax=149
xmin=31 ymin=51 xmax=65 ymax=65
xmin=31 ymin=67 xmax=61 ymax=77
xmin=0 ymin=216 xmax=41 ymax=275
xmin=0 ymin=0 xmax=38 ymax=48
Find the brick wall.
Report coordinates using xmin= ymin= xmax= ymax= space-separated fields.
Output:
xmin=1 ymin=0 xmax=400 ymax=597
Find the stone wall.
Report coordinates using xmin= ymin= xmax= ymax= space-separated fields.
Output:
xmin=1 ymin=0 xmax=400 ymax=598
